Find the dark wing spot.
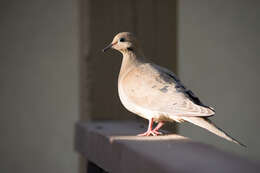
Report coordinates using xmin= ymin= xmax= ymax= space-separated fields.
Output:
xmin=160 ymin=86 xmax=169 ymax=93
xmin=152 ymin=85 xmax=157 ymax=88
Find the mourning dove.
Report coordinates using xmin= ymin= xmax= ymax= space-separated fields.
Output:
xmin=103 ymin=32 xmax=245 ymax=147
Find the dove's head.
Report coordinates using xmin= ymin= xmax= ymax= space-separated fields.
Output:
xmin=103 ymin=32 xmax=143 ymax=56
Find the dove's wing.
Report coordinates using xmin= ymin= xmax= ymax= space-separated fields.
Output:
xmin=153 ymin=64 xmax=215 ymax=111
xmin=120 ymin=62 xmax=215 ymax=117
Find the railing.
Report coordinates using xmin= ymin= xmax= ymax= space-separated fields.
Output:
xmin=75 ymin=121 xmax=259 ymax=173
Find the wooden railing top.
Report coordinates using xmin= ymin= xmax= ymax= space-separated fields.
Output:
xmin=75 ymin=121 xmax=259 ymax=173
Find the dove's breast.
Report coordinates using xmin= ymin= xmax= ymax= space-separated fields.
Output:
xmin=118 ymin=87 xmax=152 ymax=120
xmin=118 ymin=76 xmax=155 ymax=120
xmin=117 ymin=64 xmax=176 ymax=121
xmin=118 ymin=65 xmax=159 ymax=120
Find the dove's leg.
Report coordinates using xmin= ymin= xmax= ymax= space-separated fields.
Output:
xmin=152 ymin=122 xmax=164 ymax=135
xmin=138 ymin=118 xmax=154 ymax=136
xmin=138 ymin=118 xmax=164 ymax=136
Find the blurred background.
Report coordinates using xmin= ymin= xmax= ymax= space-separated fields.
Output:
xmin=0 ymin=0 xmax=259 ymax=173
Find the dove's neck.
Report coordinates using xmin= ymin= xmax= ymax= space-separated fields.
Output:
xmin=119 ymin=50 xmax=145 ymax=80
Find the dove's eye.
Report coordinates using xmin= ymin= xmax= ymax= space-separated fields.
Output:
xmin=119 ymin=38 xmax=125 ymax=42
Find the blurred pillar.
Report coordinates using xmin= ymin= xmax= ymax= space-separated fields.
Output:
xmin=79 ymin=0 xmax=177 ymax=122
xmin=79 ymin=1 xmax=177 ymax=172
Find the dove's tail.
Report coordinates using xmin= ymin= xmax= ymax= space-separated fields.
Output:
xmin=182 ymin=117 xmax=246 ymax=147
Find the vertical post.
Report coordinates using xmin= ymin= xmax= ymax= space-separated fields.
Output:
xmin=79 ymin=1 xmax=178 ymax=172
xmin=79 ymin=0 xmax=178 ymax=123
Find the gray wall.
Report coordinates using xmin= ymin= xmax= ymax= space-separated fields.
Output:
xmin=178 ymin=0 xmax=260 ymax=161
xmin=0 ymin=0 xmax=79 ymax=173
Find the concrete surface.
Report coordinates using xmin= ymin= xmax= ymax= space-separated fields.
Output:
xmin=75 ymin=121 xmax=260 ymax=173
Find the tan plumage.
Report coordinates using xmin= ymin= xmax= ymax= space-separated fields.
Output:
xmin=103 ymin=32 xmax=245 ymax=147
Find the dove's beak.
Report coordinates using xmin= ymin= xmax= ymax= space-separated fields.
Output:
xmin=102 ymin=42 xmax=116 ymax=52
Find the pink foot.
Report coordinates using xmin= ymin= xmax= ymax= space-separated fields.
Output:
xmin=137 ymin=129 xmax=163 ymax=136
xmin=137 ymin=119 xmax=164 ymax=136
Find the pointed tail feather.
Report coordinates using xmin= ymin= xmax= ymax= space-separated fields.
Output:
xmin=182 ymin=117 xmax=246 ymax=147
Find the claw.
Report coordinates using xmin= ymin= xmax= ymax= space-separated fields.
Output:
xmin=137 ymin=131 xmax=150 ymax=136
xmin=137 ymin=119 xmax=164 ymax=136
xmin=152 ymin=130 xmax=163 ymax=135
xmin=137 ymin=129 xmax=163 ymax=136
